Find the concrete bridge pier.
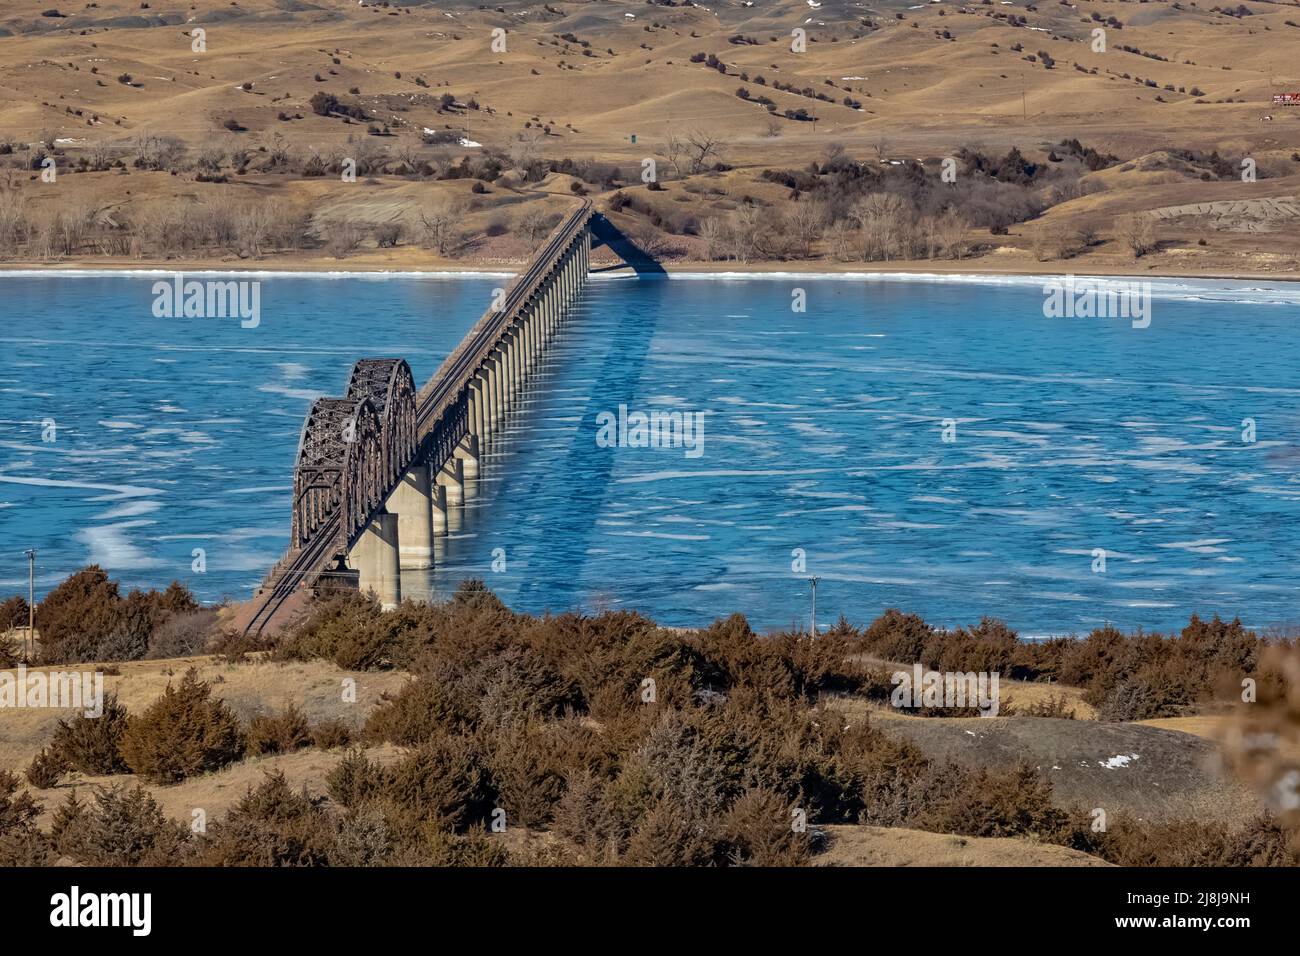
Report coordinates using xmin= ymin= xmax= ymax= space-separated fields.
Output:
xmin=518 ymin=319 xmax=533 ymax=380
xmin=387 ymin=462 xmax=434 ymax=569
xmin=515 ymin=324 xmax=528 ymax=385
xmin=505 ymin=329 xmax=523 ymax=393
xmin=431 ymin=481 xmax=448 ymax=535
xmin=439 ymin=454 xmax=464 ymax=506
xmin=490 ymin=347 xmax=508 ymax=425
xmin=483 ymin=354 xmax=498 ymax=428
xmin=456 ymin=433 xmax=480 ymax=480
xmin=469 ymin=378 xmax=487 ymax=443
xmin=349 ymin=511 xmax=401 ymax=610
xmin=502 ymin=332 xmax=516 ymax=401
xmin=483 ymin=356 xmax=501 ymax=429
xmin=526 ymin=310 xmax=540 ymax=369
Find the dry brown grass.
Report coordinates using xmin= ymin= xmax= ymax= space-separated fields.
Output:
xmin=0 ymin=654 xmax=409 ymax=773
xmin=815 ymin=823 xmax=1112 ymax=867
xmin=0 ymin=0 xmax=1297 ymax=276
xmin=24 ymin=744 xmax=405 ymax=831
xmin=1137 ymin=715 xmax=1233 ymax=741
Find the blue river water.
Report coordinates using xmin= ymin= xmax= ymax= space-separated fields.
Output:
xmin=2 ymin=270 xmax=1299 ymax=636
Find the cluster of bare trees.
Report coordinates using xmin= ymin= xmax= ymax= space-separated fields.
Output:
xmin=0 ymin=190 xmax=26 ymax=254
xmin=0 ymin=191 xmax=313 ymax=261
xmin=23 ymin=130 xmax=452 ymax=181
xmin=698 ymin=195 xmax=971 ymax=264
xmin=127 ymin=200 xmax=311 ymax=258
xmin=698 ymin=200 xmax=823 ymax=262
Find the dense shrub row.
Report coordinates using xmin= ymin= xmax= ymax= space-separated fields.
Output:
xmin=851 ymin=608 xmax=1276 ymax=720
xmin=29 ymin=566 xmax=213 ymax=664
xmin=278 ymin=583 xmax=1277 ymax=723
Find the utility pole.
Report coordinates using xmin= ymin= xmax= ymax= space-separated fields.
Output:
xmin=809 ymin=576 xmax=820 ymax=636
xmin=23 ymin=549 xmax=35 ymax=663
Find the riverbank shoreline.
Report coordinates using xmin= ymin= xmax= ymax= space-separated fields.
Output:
xmin=2 ymin=256 xmax=1298 ymax=288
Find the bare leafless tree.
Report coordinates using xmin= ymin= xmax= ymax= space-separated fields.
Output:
xmin=325 ymin=221 xmax=365 ymax=259
xmin=373 ymin=221 xmax=403 ymax=248
xmin=699 ymin=216 xmax=726 ymax=260
xmin=683 ymin=128 xmax=726 ymax=174
xmin=851 ymin=192 xmax=911 ymax=260
xmin=348 ymin=137 xmax=385 ymax=175
xmin=661 ymin=128 xmax=728 ymax=177
xmin=1119 ymin=213 xmax=1156 ymax=258
xmin=262 ymin=131 xmax=294 ymax=169
xmin=0 ymin=191 xmax=28 ymax=257
xmin=726 ymin=205 xmax=763 ymax=262
xmin=131 ymin=133 xmax=161 ymax=168
xmin=418 ymin=200 xmax=464 ymax=256
xmin=787 ymin=199 xmax=825 ymax=259
xmin=937 ymin=210 xmax=970 ymax=260
xmin=196 ymin=145 xmax=225 ymax=173
xmin=633 ymin=220 xmax=669 ymax=258
xmin=507 ymin=129 xmax=544 ymax=168
xmin=394 ymin=140 xmax=424 ymax=172
xmin=235 ymin=203 xmax=275 ymax=257
xmin=517 ymin=205 xmax=552 ymax=245
xmin=825 ymin=220 xmax=857 ymax=263
xmin=87 ymin=142 xmax=115 ymax=171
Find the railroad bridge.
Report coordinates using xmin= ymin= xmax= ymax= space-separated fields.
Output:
xmin=235 ymin=199 xmax=593 ymax=637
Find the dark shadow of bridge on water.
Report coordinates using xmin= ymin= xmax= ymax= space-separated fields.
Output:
xmin=588 ymin=213 xmax=667 ymax=276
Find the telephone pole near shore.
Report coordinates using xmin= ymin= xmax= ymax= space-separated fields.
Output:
xmin=23 ymin=549 xmax=35 ymax=663
xmin=809 ymin=576 xmax=820 ymax=636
